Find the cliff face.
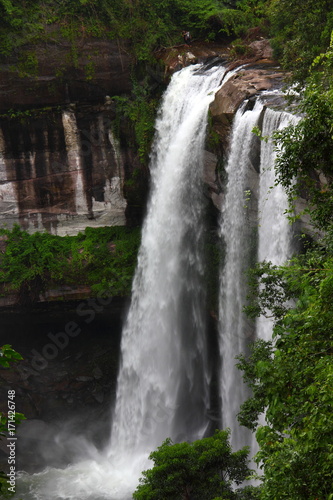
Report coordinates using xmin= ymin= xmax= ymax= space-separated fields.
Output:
xmin=0 ymin=300 xmax=125 ymax=472
xmin=0 ymin=105 xmax=128 ymax=235
xmin=0 ymin=39 xmax=133 ymax=111
xmin=209 ymin=64 xmax=286 ymax=144
xmin=0 ymin=38 xmax=144 ymax=235
xmin=0 ymin=38 xmax=286 ymax=236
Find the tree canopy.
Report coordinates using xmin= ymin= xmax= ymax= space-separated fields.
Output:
xmin=0 ymin=0 xmax=332 ymax=76
xmin=133 ymin=430 xmax=259 ymax=500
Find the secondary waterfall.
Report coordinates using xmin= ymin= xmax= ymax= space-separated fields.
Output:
xmin=219 ymin=100 xmax=264 ymax=452
xmin=219 ymin=100 xmax=296 ymax=455
xmin=251 ymin=107 xmax=299 ymax=461
xmin=256 ymin=107 xmax=297 ymax=340
xmin=14 ymin=62 xmax=226 ymax=500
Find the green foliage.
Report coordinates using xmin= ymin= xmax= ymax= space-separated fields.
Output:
xmin=0 ymin=225 xmax=140 ymax=300
xmin=244 ymin=261 xmax=293 ymax=322
xmin=267 ymin=0 xmax=333 ymax=81
xmin=0 ymin=344 xmax=22 ymax=369
xmin=0 ymin=0 xmax=226 ymax=61
xmin=133 ymin=430 xmax=255 ymax=500
xmin=217 ymin=0 xmax=268 ymax=39
xmin=238 ymin=247 xmax=333 ymax=499
xmin=272 ymin=48 xmax=333 ymax=231
xmin=13 ymin=50 xmax=39 ymax=78
xmin=0 ymin=0 xmax=272 ymax=63
xmin=236 ymin=485 xmax=262 ymax=500
xmin=214 ymin=9 xmax=250 ymax=38
xmin=0 ymin=0 xmax=331 ymax=74
xmin=229 ymin=38 xmax=253 ymax=57
xmin=0 ymin=106 xmax=61 ymax=121
xmin=252 ymin=126 xmax=268 ymax=143
xmin=114 ymin=77 xmax=158 ymax=163
xmin=237 ymin=38 xmax=333 ymax=497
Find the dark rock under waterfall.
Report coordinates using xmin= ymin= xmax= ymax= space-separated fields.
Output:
xmin=0 ymin=298 xmax=126 ymax=472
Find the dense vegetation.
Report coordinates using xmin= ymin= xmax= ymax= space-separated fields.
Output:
xmin=0 ymin=0 xmax=333 ymax=499
xmin=0 ymin=225 xmax=140 ymax=302
xmin=0 ymin=0 xmax=262 ymax=62
xmin=133 ymin=430 xmax=260 ymax=500
xmin=0 ymin=0 xmax=331 ymax=73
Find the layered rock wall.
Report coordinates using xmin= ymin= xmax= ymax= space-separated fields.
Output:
xmin=0 ymin=37 xmax=139 ymax=235
xmin=0 ymin=39 xmax=133 ymax=112
xmin=0 ymin=104 xmax=127 ymax=235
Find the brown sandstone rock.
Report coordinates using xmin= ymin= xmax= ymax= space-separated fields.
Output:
xmin=0 ymin=39 xmax=133 ymax=112
xmin=209 ymin=66 xmax=286 ymax=138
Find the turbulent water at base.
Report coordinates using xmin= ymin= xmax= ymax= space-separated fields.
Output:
xmin=219 ymin=100 xmax=297 ymax=457
xmin=14 ymin=63 xmax=226 ymax=500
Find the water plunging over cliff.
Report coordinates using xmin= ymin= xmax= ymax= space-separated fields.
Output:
xmin=256 ymin=107 xmax=298 ymax=341
xmin=249 ymin=107 xmax=299 ymax=461
xmin=219 ymin=100 xmax=296 ymax=455
xmin=109 ymin=63 xmax=227 ymax=456
xmin=219 ymin=101 xmax=264 ymax=452
xmin=14 ymin=62 xmax=226 ymax=500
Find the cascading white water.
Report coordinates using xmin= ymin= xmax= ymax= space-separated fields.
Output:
xmin=108 ymin=60 xmax=227 ymax=475
xmin=250 ymin=107 xmax=299 ymax=461
xmin=256 ymin=107 xmax=298 ymax=340
xmin=219 ymin=100 xmax=297 ymax=461
xmin=14 ymin=62 xmax=226 ymax=500
xmin=219 ymin=100 xmax=264 ymax=452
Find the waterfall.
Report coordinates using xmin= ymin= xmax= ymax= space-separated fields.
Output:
xmin=219 ymin=100 xmax=264 ymax=451
xmin=12 ymin=63 xmax=298 ymax=499
xmin=108 ymin=60 xmax=227 ymax=475
xmin=219 ymin=101 xmax=297 ymax=459
xmin=251 ymin=107 xmax=299 ymax=460
xmin=256 ymin=107 xmax=297 ymax=340
xmin=14 ymin=62 xmax=226 ymax=500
